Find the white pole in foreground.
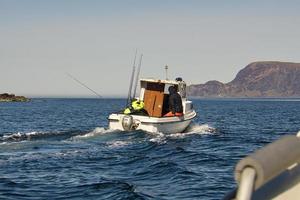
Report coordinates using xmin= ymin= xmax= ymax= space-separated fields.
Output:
xmin=236 ymin=167 xmax=256 ymax=200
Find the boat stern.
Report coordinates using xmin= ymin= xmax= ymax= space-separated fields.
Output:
xmin=108 ymin=110 xmax=196 ymax=133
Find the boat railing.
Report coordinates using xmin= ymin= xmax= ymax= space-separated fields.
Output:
xmin=224 ymin=133 xmax=300 ymax=200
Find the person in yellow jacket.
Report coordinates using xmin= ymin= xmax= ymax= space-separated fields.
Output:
xmin=124 ymin=99 xmax=148 ymax=115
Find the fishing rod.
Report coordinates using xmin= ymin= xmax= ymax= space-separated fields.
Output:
xmin=66 ymin=73 xmax=102 ymax=98
xmin=126 ymin=50 xmax=138 ymax=105
xmin=132 ymin=54 xmax=143 ymax=99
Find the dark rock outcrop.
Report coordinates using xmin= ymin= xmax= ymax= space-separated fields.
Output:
xmin=0 ymin=93 xmax=29 ymax=102
xmin=188 ymin=61 xmax=300 ymax=97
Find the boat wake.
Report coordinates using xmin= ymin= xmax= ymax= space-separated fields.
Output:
xmin=0 ymin=124 xmax=217 ymax=146
xmin=169 ymin=123 xmax=216 ymax=138
xmin=149 ymin=123 xmax=217 ymax=143
xmin=72 ymin=127 xmax=116 ymax=139
xmin=184 ymin=123 xmax=216 ymax=134
xmin=0 ymin=127 xmax=115 ymax=144
xmin=0 ymin=131 xmax=68 ymax=144
xmin=106 ymin=140 xmax=132 ymax=148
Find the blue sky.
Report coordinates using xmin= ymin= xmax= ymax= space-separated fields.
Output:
xmin=1 ymin=0 xmax=300 ymax=97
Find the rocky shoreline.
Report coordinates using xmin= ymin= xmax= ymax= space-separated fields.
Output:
xmin=0 ymin=93 xmax=29 ymax=102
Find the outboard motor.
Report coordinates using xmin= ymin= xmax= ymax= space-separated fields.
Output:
xmin=122 ymin=115 xmax=134 ymax=131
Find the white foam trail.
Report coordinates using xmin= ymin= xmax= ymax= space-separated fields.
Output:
xmin=149 ymin=132 xmax=167 ymax=144
xmin=169 ymin=124 xmax=217 ymax=139
xmin=2 ymin=131 xmax=40 ymax=141
xmin=73 ymin=127 xmax=115 ymax=139
xmin=1 ymin=149 xmax=85 ymax=163
xmin=147 ymin=124 xmax=217 ymax=143
xmin=106 ymin=140 xmax=131 ymax=148
xmin=185 ymin=123 xmax=216 ymax=134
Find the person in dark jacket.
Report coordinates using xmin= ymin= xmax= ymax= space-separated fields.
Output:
xmin=164 ymin=86 xmax=183 ymax=117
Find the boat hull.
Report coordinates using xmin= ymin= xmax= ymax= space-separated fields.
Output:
xmin=108 ymin=110 xmax=196 ymax=134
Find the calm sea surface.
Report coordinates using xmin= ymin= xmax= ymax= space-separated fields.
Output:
xmin=1 ymin=98 xmax=300 ymax=200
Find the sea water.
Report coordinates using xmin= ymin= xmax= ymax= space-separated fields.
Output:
xmin=1 ymin=98 xmax=300 ymax=200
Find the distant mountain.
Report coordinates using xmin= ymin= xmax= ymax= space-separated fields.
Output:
xmin=187 ymin=61 xmax=300 ymax=97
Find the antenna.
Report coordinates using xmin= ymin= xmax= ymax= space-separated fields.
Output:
xmin=132 ymin=54 xmax=143 ymax=99
xmin=126 ymin=49 xmax=137 ymax=105
xmin=165 ymin=65 xmax=169 ymax=80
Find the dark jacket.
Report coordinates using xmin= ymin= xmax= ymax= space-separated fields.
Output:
xmin=168 ymin=86 xmax=183 ymax=114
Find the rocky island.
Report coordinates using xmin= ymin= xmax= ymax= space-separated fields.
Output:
xmin=0 ymin=93 xmax=29 ymax=102
xmin=188 ymin=61 xmax=300 ymax=97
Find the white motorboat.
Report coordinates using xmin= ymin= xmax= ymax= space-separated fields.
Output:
xmin=108 ymin=77 xmax=197 ymax=133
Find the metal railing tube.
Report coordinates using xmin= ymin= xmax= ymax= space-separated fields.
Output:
xmin=236 ymin=167 xmax=256 ymax=200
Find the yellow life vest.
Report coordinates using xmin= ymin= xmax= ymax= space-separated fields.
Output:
xmin=132 ymin=100 xmax=144 ymax=110
xmin=123 ymin=100 xmax=144 ymax=114
xmin=124 ymin=108 xmax=131 ymax=114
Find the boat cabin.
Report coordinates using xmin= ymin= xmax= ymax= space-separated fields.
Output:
xmin=138 ymin=78 xmax=186 ymax=118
